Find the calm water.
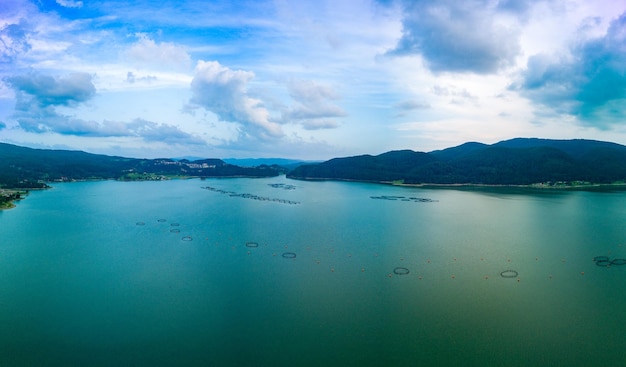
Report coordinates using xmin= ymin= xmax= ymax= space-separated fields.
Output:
xmin=1 ymin=177 xmax=625 ymax=366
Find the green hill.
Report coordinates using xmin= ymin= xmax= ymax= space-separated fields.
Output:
xmin=0 ymin=143 xmax=280 ymax=190
xmin=288 ymin=138 xmax=626 ymax=186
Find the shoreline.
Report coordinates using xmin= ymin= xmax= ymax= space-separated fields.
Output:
xmin=4 ymin=176 xmax=626 ymax=211
xmin=0 ymin=189 xmax=30 ymax=210
xmin=0 ymin=175 xmax=279 ymax=210
xmin=393 ymin=182 xmax=626 ymax=191
xmin=288 ymin=176 xmax=626 ymax=191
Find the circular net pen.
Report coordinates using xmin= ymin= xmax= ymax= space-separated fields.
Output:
xmin=393 ymin=267 xmax=410 ymax=275
xmin=500 ymin=270 xmax=519 ymax=278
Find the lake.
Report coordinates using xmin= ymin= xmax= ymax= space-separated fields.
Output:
xmin=1 ymin=177 xmax=625 ymax=366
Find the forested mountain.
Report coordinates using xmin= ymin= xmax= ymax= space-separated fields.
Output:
xmin=0 ymin=143 xmax=280 ymax=189
xmin=288 ymin=138 xmax=626 ymax=185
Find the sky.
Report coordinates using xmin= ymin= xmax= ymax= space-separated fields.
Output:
xmin=1 ymin=0 xmax=626 ymax=160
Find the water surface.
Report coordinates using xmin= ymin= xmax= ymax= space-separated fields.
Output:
xmin=1 ymin=178 xmax=625 ymax=366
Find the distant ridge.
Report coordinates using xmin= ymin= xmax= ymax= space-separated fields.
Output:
xmin=287 ymin=138 xmax=626 ymax=186
xmin=223 ymin=158 xmax=317 ymax=168
xmin=0 ymin=142 xmax=281 ymax=189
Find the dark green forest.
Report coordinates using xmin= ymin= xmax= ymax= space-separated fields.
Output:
xmin=0 ymin=143 xmax=282 ymax=190
xmin=288 ymin=138 xmax=626 ymax=186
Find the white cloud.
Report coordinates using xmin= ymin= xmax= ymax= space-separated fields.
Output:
xmin=56 ymin=0 xmax=83 ymax=8
xmin=281 ymin=79 xmax=346 ymax=129
xmin=394 ymin=100 xmax=430 ymax=111
xmin=0 ymin=21 xmax=32 ymax=63
xmin=124 ymin=34 xmax=192 ymax=71
xmin=4 ymin=71 xmax=203 ymax=144
xmin=189 ymin=60 xmax=283 ymax=139
xmin=7 ymin=72 xmax=96 ymax=107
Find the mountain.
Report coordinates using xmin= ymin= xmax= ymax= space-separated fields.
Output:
xmin=0 ymin=143 xmax=281 ymax=189
xmin=223 ymin=158 xmax=317 ymax=167
xmin=287 ymin=138 xmax=626 ymax=186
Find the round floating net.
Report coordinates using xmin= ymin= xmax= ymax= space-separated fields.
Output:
xmin=136 ymin=222 xmax=145 ymax=226
xmin=181 ymin=236 xmax=193 ymax=241
xmin=500 ymin=270 xmax=518 ymax=278
xmin=393 ymin=267 xmax=410 ymax=275
xmin=593 ymin=256 xmax=610 ymax=262
xmin=596 ymin=260 xmax=611 ymax=267
xmin=157 ymin=219 xmax=167 ymax=222
xmin=282 ymin=252 xmax=296 ymax=259
xmin=170 ymin=229 xmax=180 ymax=233
xmin=610 ymin=258 xmax=626 ymax=266
xmin=246 ymin=242 xmax=259 ymax=248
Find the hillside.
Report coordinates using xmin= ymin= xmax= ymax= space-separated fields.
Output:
xmin=0 ymin=143 xmax=281 ymax=190
xmin=287 ymin=138 xmax=626 ymax=186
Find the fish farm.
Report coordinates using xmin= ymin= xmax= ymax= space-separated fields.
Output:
xmin=202 ymin=186 xmax=300 ymax=205
xmin=370 ymin=195 xmax=438 ymax=203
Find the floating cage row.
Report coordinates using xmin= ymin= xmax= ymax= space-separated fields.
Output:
xmin=268 ymin=183 xmax=296 ymax=190
xmin=593 ymin=256 xmax=626 ymax=267
xmin=133 ymin=225 xmax=621 ymax=281
xmin=136 ymin=219 xmax=193 ymax=242
xmin=370 ymin=195 xmax=438 ymax=203
xmin=244 ymin=241 xmax=531 ymax=280
xmin=392 ymin=267 xmax=518 ymax=279
xmin=202 ymin=186 xmax=300 ymax=205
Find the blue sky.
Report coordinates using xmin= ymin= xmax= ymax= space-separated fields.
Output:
xmin=1 ymin=0 xmax=625 ymax=159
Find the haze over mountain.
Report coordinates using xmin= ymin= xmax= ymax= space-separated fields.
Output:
xmin=288 ymin=138 xmax=626 ymax=186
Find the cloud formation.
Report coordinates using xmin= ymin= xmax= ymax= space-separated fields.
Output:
xmin=126 ymin=71 xmax=157 ymax=84
xmin=514 ymin=13 xmax=626 ymax=127
xmin=7 ymin=72 xmax=95 ymax=107
xmin=189 ymin=60 xmax=283 ymax=139
xmin=390 ymin=0 xmax=522 ymax=74
xmin=1 ymin=0 xmax=626 ymax=159
xmin=5 ymin=71 xmax=203 ymax=144
xmin=55 ymin=0 xmax=83 ymax=8
xmin=0 ymin=21 xmax=31 ymax=63
xmin=125 ymin=34 xmax=192 ymax=71
xmin=394 ymin=100 xmax=430 ymax=111
xmin=282 ymin=79 xmax=346 ymax=130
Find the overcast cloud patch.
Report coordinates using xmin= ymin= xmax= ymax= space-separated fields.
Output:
xmin=390 ymin=0 xmax=522 ymax=74
xmin=514 ymin=12 xmax=626 ymax=127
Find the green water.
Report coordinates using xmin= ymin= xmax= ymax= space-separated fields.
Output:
xmin=1 ymin=178 xmax=625 ymax=366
